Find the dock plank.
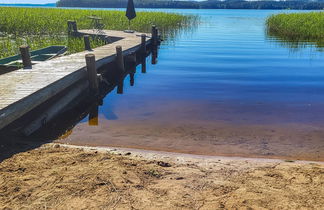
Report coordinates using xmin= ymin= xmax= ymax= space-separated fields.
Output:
xmin=0 ymin=30 xmax=151 ymax=130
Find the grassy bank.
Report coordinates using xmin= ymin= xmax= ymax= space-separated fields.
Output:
xmin=0 ymin=7 xmax=197 ymax=59
xmin=266 ymin=12 xmax=324 ymax=47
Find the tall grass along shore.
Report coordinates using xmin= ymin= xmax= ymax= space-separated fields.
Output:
xmin=266 ymin=12 xmax=324 ymax=47
xmin=0 ymin=7 xmax=197 ymax=59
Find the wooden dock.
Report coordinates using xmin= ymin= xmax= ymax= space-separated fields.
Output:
xmin=0 ymin=29 xmax=156 ymax=131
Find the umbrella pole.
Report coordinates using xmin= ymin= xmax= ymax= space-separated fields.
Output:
xmin=128 ymin=20 xmax=131 ymax=30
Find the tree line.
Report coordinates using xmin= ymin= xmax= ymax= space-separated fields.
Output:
xmin=56 ymin=0 xmax=324 ymax=10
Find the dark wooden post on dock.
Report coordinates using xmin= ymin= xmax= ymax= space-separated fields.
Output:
xmin=151 ymin=25 xmax=156 ymax=42
xmin=84 ymin=35 xmax=91 ymax=51
xmin=19 ymin=45 xmax=32 ymax=68
xmin=116 ymin=45 xmax=125 ymax=94
xmin=67 ymin=20 xmax=78 ymax=35
xmin=141 ymin=34 xmax=146 ymax=55
xmin=151 ymin=25 xmax=158 ymax=47
xmin=140 ymin=34 xmax=147 ymax=73
xmin=116 ymin=45 xmax=125 ymax=73
xmin=85 ymin=54 xmax=99 ymax=95
xmin=155 ymin=27 xmax=159 ymax=44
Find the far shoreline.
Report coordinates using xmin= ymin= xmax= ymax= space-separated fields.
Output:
xmin=1 ymin=3 xmax=324 ymax=11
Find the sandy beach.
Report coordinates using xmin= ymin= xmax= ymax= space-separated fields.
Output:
xmin=0 ymin=144 xmax=323 ymax=209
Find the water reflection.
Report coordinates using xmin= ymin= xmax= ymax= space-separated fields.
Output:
xmin=88 ymin=103 xmax=99 ymax=126
xmin=56 ymin=45 xmax=160 ymax=136
xmin=151 ymin=46 xmax=158 ymax=64
xmin=266 ymin=31 xmax=324 ymax=52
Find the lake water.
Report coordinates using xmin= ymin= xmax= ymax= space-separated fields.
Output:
xmin=56 ymin=9 xmax=324 ymax=161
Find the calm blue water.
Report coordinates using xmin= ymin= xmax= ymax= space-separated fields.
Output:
xmin=90 ymin=9 xmax=324 ymax=125
xmin=55 ymin=9 xmax=324 ymax=160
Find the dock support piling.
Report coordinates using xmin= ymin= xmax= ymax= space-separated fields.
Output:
xmin=116 ymin=46 xmax=125 ymax=94
xmin=67 ymin=20 xmax=78 ymax=35
xmin=19 ymin=45 xmax=32 ymax=68
xmin=152 ymin=25 xmax=159 ymax=47
xmin=116 ymin=45 xmax=125 ymax=73
xmin=141 ymin=34 xmax=146 ymax=55
xmin=140 ymin=34 xmax=147 ymax=73
xmin=155 ymin=27 xmax=159 ymax=45
xmin=84 ymin=35 xmax=92 ymax=51
xmin=85 ymin=54 xmax=99 ymax=95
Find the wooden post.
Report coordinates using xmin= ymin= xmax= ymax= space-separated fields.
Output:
xmin=154 ymin=27 xmax=159 ymax=46
xmin=140 ymin=34 xmax=147 ymax=73
xmin=116 ymin=46 xmax=124 ymax=94
xmin=84 ymin=35 xmax=91 ymax=51
xmin=151 ymin=25 xmax=157 ymax=47
xmin=19 ymin=45 xmax=32 ymax=68
xmin=116 ymin=46 xmax=125 ymax=73
xmin=85 ymin=54 xmax=99 ymax=95
xmin=141 ymin=34 xmax=146 ymax=55
xmin=67 ymin=20 xmax=77 ymax=35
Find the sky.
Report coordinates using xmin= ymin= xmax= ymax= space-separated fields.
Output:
xmin=0 ymin=0 xmax=55 ymax=3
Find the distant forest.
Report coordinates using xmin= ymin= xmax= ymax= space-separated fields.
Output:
xmin=56 ymin=0 xmax=324 ymax=10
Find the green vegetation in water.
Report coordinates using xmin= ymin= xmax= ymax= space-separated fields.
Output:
xmin=0 ymin=7 xmax=198 ymax=59
xmin=266 ymin=12 xmax=324 ymax=49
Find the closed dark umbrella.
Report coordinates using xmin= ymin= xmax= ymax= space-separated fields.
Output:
xmin=126 ymin=0 xmax=136 ymax=31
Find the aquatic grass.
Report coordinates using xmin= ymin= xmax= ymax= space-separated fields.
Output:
xmin=0 ymin=7 xmax=197 ymax=35
xmin=0 ymin=7 xmax=198 ymax=59
xmin=266 ymin=12 xmax=324 ymax=48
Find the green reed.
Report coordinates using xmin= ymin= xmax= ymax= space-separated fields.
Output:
xmin=0 ymin=7 xmax=198 ymax=59
xmin=266 ymin=12 xmax=324 ymax=48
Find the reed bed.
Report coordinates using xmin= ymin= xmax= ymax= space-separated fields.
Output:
xmin=266 ymin=12 xmax=324 ymax=47
xmin=0 ymin=7 xmax=197 ymax=59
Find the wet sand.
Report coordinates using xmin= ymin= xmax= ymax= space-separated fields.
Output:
xmin=0 ymin=144 xmax=323 ymax=209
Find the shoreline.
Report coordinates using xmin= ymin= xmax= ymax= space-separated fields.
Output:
xmin=56 ymin=143 xmax=324 ymax=165
xmin=56 ymin=119 xmax=324 ymax=162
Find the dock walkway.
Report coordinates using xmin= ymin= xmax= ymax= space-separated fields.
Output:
xmin=0 ymin=30 xmax=152 ymax=130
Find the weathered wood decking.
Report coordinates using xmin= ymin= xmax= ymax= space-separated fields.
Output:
xmin=0 ymin=30 xmax=152 ymax=130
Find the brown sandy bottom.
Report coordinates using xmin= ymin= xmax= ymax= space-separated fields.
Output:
xmin=0 ymin=144 xmax=323 ymax=209
xmin=57 ymin=120 xmax=324 ymax=161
